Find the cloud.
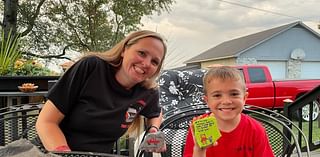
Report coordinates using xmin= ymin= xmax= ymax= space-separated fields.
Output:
xmin=141 ymin=0 xmax=320 ymax=69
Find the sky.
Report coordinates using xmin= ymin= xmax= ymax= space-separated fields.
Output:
xmin=140 ymin=0 xmax=320 ymax=69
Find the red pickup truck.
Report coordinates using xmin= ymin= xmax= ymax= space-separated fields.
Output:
xmin=238 ymin=65 xmax=320 ymax=109
xmin=237 ymin=65 xmax=320 ymax=121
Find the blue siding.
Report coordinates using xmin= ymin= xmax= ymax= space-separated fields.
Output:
xmin=240 ymin=26 xmax=320 ymax=61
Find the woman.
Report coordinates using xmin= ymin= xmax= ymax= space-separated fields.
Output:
xmin=36 ymin=30 xmax=167 ymax=153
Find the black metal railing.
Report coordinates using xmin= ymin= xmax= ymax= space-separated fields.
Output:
xmin=284 ymin=85 xmax=320 ymax=152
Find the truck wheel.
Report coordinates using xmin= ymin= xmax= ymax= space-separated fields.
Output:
xmin=300 ymin=100 xmax=320 ymax=121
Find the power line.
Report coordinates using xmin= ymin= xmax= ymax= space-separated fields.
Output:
xmin=216 ymin=0 xmax=301 ymax=20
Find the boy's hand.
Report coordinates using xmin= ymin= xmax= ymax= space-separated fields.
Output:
xmin=190 ymin=114 xmax=218 ymax=150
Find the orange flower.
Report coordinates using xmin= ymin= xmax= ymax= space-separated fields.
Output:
xmin=14 ymin=60 xmax=24 ymax=69
xmin=31 ymin=60 xmax=37 ymax=65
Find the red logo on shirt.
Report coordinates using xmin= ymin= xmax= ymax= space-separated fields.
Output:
xmin=122 ymin=100 xmax=146 ymax=127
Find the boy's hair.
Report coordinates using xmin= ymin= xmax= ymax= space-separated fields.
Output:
xmin=203 ymin=66 xmax=246 ymax=94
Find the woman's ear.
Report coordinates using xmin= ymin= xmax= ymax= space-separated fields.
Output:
xmin=121 ymin=47 xmax=128 ymax=57
xmin=121 ymin=50 xmax=125 ymax=57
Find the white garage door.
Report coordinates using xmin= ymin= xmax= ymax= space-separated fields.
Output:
xmin=257 ymin=61 xmax=286 ymax=80
xmin=301 ymin=62 xmax=320 ymax=79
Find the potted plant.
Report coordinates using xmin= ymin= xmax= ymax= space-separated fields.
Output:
xmin=0 ymin=31 xmax=60 ymax=91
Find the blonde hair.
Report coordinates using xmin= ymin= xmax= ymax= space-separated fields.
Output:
xmin=86 ymin=30 xmax=166 ymax=135
xmin=87 ymin=30 xmax=167 ymax=89
xmin=203 ymin=66 xmax=246 ymax=94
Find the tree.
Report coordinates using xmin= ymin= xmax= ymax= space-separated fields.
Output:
xmin=1 ymin=0 xmax=45 ymax=44
xmin=2 ymin=0 xmax=18 ymax=40
xmin=0 ymin=0 xmax=174 ymax=59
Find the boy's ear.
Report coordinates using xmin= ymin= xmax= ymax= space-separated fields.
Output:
xmin=243 ymin=92 xmax=249 ymax=102
xmin=203 ymin=95 xmax=208 ymax=103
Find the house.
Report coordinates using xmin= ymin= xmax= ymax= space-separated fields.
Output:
xmin=185 ymin=21 xmax=320 ymax=79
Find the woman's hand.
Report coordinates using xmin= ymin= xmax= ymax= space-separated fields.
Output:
xmin=144 ymin=126 xmax=167 ymax=153
xmin=53 ymin=145 xmax=71 ymax=152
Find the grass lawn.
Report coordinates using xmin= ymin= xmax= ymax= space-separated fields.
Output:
xmin=292 ymin=119 xmax=320 ymax=150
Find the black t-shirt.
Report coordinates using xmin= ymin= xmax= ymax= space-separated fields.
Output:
xmin=47 ymin=56 xmax=161 ymax=153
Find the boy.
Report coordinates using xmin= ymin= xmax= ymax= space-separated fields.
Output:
xmin=183 ymin=66 xmax=274 ymax=157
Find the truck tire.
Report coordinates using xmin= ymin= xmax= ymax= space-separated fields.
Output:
xmin=295 ymin=99 xmax=320 ymax=121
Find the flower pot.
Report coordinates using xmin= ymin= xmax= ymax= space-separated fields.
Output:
xmin=0 ymin=76 xmax=60 ymax=92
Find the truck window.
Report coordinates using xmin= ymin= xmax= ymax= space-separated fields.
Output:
xmin=248 ymin=68 xmax=266 ymax=83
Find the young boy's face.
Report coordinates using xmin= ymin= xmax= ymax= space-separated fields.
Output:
xmin=204 ymin=78 xmax=248 ymax=123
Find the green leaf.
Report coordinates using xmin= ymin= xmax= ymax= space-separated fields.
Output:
xmin=0 ymin=30 xmax=21 ymax=75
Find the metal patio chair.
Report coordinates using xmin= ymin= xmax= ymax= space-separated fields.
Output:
xmin=0 ymin=103 xmax=42 ymax=146
xmin=0 ymin=103 xmax=126 ymax=156
xmin=137 ymin=105 xmax=310 ymax=157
